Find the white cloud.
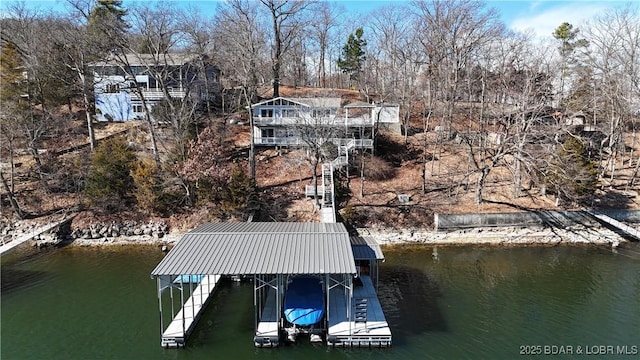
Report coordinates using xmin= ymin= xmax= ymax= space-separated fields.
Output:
xmin=509 ymin=2 xmax=611 ymax=40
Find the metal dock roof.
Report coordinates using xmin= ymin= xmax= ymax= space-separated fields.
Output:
xmin=350 ymin=236 xmax=385 ymax=261
xmin=151 ymin=222 xmax=356 ymax=277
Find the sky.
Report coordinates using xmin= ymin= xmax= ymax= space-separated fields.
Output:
xmin=1 ymin=0 xmax=631 ymax=40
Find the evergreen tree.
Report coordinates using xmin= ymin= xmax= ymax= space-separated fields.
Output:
xmin=0 ymin=41 xmax=26 ymax=102
xmin=87 ymin=0 xmax=129 ymax=52
xmin=337 ymin=27 xmax=367 ymax=88
xmin=85 ymin=136 xmax=137 ymax=212
xmin=547 ymin=136 xmax=599 ymax=206
xmin=552 ymin=22 xmax=588 ymax=110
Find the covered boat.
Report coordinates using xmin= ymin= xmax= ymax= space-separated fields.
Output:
xmin=283 ymin=276 xmax=325 ymax=326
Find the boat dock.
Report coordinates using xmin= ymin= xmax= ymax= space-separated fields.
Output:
xmin=160 ymin=274 xmax=222 ymax=348
xmin=327 ymin=275 xmax=392 ymax=347
xmin=150 ymin=222 xmax=391 ymax=350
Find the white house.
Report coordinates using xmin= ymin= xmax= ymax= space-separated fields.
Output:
xmin=91 ymin=53 xmax=220 ymax=122
xmin=249 ymin=96 xmax=400 ymax=148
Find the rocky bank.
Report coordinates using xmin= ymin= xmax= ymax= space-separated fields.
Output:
xmin=3 ymin=220 xmax=631 ymax=251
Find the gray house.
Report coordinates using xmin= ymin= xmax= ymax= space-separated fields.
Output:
xmin=249 ymin=96 xmax=400 ymax=149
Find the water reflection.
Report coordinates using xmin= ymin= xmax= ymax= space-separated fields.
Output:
xmin=378 ymin=264 xmax=447 ymax=346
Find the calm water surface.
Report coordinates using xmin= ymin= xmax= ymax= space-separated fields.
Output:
xmin=2 ymin=242 xmax=639 ymax=359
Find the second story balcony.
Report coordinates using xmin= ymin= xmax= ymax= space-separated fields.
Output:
xmin=130 ymin=88 xmax=186 ymax=101
xmin=253 ymin=115 xmax=374 ymax=127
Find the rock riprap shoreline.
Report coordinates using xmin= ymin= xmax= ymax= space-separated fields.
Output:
xmin=360 ymin=223 xmax=627 ymax=247
xmin=2 ymin=218 xmax=632 ymax=249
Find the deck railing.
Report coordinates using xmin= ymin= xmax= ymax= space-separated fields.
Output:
xmin=130 ymin=89 xmax=186 ymax=101
xmin=253 ymin=116 xmax=373 ymax=127
xmin=255 ymin=137 xmax=373 ymax=148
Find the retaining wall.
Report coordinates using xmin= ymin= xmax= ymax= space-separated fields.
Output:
xmin=435 ymin=209 xmax=640 ymax=231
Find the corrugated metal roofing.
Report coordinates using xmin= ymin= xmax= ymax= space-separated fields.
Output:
xmin=350 ymin=236 xmax=385 ymax=261
xmin=151 ymin=222 xmax=356 ymax=276
xmin=291 ymin=97 xmax=342 ymax=109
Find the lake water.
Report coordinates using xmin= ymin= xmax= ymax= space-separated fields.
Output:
xmin=2 ymin=242 xmax=639 ymax=359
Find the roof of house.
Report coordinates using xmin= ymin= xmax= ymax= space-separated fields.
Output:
xmin=344 ymin=101 xmax=375 ymax=108
xmin=251 ymin=96 xmax=342 ymax=109
xmin=150 ymin=222 xmax=357 ymax=277
xmin=91 ymin=53 xmax=200 ymax=67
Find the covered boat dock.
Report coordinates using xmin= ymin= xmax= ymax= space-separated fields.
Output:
xmin=150 ymin=222 xmax=391 ymax=348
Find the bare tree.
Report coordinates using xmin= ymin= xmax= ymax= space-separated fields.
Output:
xmin=309 ymin=2 xmax=339 ymax=87
xmin=108 ymin=3 xmax=188 ymax=166
xmin=214 ymin=0 xmax=269 ymax=179
xmin=369 ymin=4 xmax=423 ymax=143
xmin=292 ymin=101 xmax=342 ymax=207
xmin=583 ymin=5 xmax=640 ymax=186
xmin=179 ymin=6 xmax=217 ymax=118
xmin=259 ymin=0 xmax=315 ymax=97
xmin=413 ymin=0 xmax=502 ymax=137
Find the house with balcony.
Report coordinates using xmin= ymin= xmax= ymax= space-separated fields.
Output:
xmin=249 ymin=97 xmax=399 ymax=149
xmin=91 ymin=53 xmax=220 ymax=122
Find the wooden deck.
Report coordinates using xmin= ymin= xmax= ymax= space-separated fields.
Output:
xmin=161 ymin=274 xmax=222 ymax=348
xmin=327 ymin=275 xmax=392 ymax=347
xmin=254 ymin=288 xmax=280 ymax=347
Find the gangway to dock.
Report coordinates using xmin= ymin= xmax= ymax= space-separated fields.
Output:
xmin=160 ymin=274 xmax=222 ymax=348
xmin=327 ymin=275 xmax=391 ymax=347
xmin=583 ymin=209 xmax=640 ymax=241
xmin=0 ymin=216 xmax=73 ymax=256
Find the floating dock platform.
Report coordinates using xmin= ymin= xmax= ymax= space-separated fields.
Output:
xmin=254 ymin=287 xmax=280 ymax=347
xmin=160 ymin=274 xmax=221 ymax=348
xmin=327 ymin=275 xmax=392 ymax=347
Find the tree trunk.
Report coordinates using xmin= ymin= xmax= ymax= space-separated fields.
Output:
xmin=359 ymin=151 xmax=365 ymax=198
xmin=136 ymin=90 xmax=160 ymax=166
xmin=271 ymin=7 xmax=281 ymax=98
xmin=244 ymin=87 xmax=256 ymax=180
xmin=0 ymin=171 xmax=25 ymax=219
xmin=628 ymin=154 xmax=640 ymax=188
xmin=422 ymin=109 xmax=432 ymax=195
xmin=514 ymin=157 xmax=522 ymax=198
xmin=475 ymin=167 xmax=489 ymax=205
xmin=81 ymin=79 xmax=96 ymax=151
xmin=312 ymin=157 xmax=320 ymax=208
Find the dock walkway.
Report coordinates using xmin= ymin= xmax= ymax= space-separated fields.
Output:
xmin=0 ymin=217 xmax=72 ymax=256
xmin=254 ymin=287 xmax=280 ymax=347
xmin=584 ymin=209 xmax=640 ymax=241
xmin=161 ymin=274 xmax=222 ymax=348
xmin=327 ymin=275 xmax=391 ymax=347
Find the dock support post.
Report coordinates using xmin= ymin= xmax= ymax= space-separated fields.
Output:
xmin=157 ymin=277 xmax=164 ymax=342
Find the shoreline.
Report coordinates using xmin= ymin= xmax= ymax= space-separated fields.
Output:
xmin=54 ymin=224 xmax=632 ymax=249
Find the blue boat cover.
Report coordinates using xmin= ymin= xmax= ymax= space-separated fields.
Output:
xmin=284 ymin=277 xmax=325 ymax=326
xmin=173 ymin=274 xmax=204 ymax=284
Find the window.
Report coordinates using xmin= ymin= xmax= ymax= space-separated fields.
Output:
xmin=312 ymin=109 xmax=331 ymax=118
xmin=260 ymin=109 xmax=274 ymax=118
xmin=105 ymin=84 xmax=120 ymax=93
xmin=261 ymin=129 xmax=274 ymax=138
xmin=133 ymin=105 xmax=144 ymax=113
xmin=282 ymin=109 xmax=298 ymax=118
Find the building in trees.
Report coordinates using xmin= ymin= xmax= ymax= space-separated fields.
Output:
xmin=90 ymin=53 xmax=220 ymax=122
xmin=249 ymin=96 xmax=399 ymax=148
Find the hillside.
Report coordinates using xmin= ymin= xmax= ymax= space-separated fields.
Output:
xmin=2 ymin=86 xmax=639 ymax=233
